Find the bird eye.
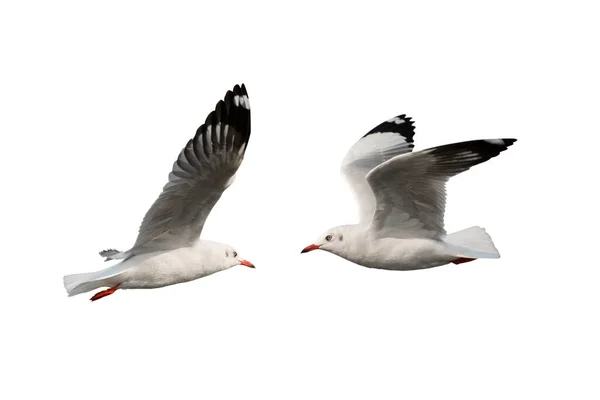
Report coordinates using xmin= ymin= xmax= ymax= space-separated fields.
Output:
xmin=325 ymin=235 xmax=333 ymax=241
xmin=233 ymin=251 xmax=238 ymax=257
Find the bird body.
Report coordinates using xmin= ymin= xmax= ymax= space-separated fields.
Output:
xmin=307 ymin=225 xmax=499 ymax=270
xmin=64 ymin=84 xmax=255 ymax=301
xmin=64 ymin=240 xmax=244 ymax=296
xmin=302 ymin=115 xmax=515 ymax=270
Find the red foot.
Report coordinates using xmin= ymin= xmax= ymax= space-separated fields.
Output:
xmin=452 ymin=257 xmax=476 ymax=265
xmin=90 ymin=284 xmax=121 ymax=302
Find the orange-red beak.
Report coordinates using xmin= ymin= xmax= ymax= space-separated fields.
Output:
xmin=301 ymin=244 xmax=321 ymax=254
xmin=239 ymin=260 xmax=255 ymax=268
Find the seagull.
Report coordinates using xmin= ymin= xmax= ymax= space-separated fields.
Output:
xmin=64 ymin=84 xmax=255 ymax=301
xmin=301 ymin=115 xmax=516 ymax=270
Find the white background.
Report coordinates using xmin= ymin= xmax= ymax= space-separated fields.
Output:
xmin=1 ymin=1 xmax=599 ymax=399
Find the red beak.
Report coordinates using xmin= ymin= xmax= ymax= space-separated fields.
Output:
xmin=239 ymin=260 xmax=255 ymax=268
xmin=301 ymin=244 xmax=321 ymax=254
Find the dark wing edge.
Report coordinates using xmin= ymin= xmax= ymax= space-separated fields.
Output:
xmin=362 ymin=114 xmax=416 ymax=144
xmin=365 ymin=138 xmax=517 ymax=238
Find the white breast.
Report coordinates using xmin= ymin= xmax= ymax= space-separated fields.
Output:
xmin=345 ymin=237 xmax=456 ymax=271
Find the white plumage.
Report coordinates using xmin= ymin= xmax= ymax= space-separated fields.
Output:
xmin=302 ymin=114 xmax=516 ymax=270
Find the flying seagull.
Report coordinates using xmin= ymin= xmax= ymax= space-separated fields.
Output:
xmin=64 ymin=84 xmax=255 ymax=301
xmin=301 ymin=114 xmax=516 ymax=270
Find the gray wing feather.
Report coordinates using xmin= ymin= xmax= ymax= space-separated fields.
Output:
xmin=128 ymin=84 xmax=251 ymax=255
xmin=365 ymin=139 xmax=516 ymax=239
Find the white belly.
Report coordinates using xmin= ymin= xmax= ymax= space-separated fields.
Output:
xmin=349 ymin=238 xmax=457 ymax=271
xmin=117 ymin=248 xmax=215 ymax=289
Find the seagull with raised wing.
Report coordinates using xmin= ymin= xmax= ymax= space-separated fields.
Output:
xmin=64 ymin=84 xmax=255 ymax=301
xmin=301 ymin=115 xmax=516 ymax=270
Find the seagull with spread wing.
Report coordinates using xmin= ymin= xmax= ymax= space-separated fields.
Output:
xmin=64 ymin=84 xmax=255 ymax=301
xmin=301 ymin=115 xmax=516 ymax=270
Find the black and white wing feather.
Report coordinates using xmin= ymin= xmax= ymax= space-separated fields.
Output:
xmin=365 ymin=139 xmax=516 ymax=239
xmin=124 ymin=84 xmax=251 ymax=256
xmin=341 ymin=115 xmax=416 ymax=223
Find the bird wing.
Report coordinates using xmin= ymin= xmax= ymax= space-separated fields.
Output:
xmin=365 ymin=139 xmax=516 ymax=239
xmin=340 ymin=115 xmax=416 ymax=223
xmin=128 ymin=84 xmax=251 ymax=255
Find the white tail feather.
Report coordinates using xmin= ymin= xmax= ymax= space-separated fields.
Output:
xmin=63 ymin=272 xmax=105 ymax=297
xmin=63 ymin=258 xmax=137 ymax=297
xmin=444 ymin=226 xmax=500 ymax=259
xmin=63 ymin=268 xmax=123 ymax=297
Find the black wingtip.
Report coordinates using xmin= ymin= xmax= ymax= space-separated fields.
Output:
xmin=194 ymin=84 xmax=251 ymax=149
xmin=362 ymin=114 xmax=416 ymax=143
xmin=428 ymin=139 xmax=517 ymax=171
xmin=230 ymin=83 xmax=247 ymax=97
xmin=222 ymin=84 xmax=250 ymax=109
xmin=214 ymin=100 xmax=227 ymax=122
xmin=482 ymin=138 xmax=517 ymax=148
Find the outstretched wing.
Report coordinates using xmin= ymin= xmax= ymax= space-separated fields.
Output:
xmin=365 ymin=139 xmax=516 ymax=239
xmin=129 ymin=84 xmax=251 ymax=255
xmin=341 ymin=115 xmax=416 ymax=224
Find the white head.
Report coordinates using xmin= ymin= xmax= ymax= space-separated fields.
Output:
xmin=202 ymin=241 xmax=255 ymax=271
xmin=301 ymin=225 xmax=355 ymax=257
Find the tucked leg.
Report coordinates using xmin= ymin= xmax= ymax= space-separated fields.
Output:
xmin=452 ymin=257 xmax=476 ymax=265
xmin=90 ymin=284 xmax=121 ymax=302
